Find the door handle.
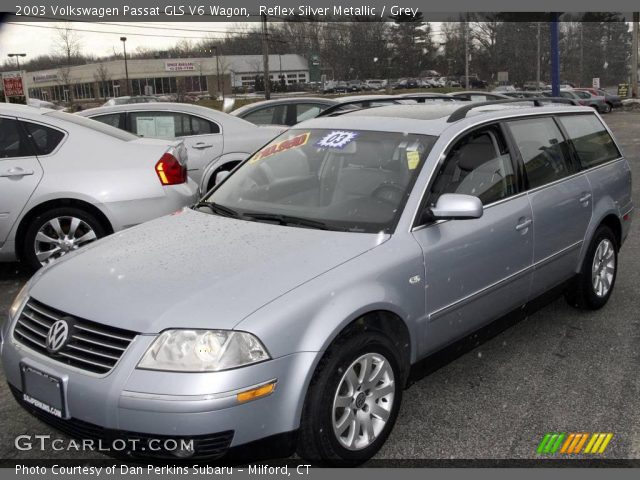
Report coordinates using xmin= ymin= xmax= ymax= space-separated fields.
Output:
xmin=0 ymin=168 xmax=34 ymax=178
xmin=192 ymin=143 xmax=213 ymax=150
xmin=579 ymin=192 xmax=592 ymax=203
xmin=515 ymin=218 xmax=532 ymax=231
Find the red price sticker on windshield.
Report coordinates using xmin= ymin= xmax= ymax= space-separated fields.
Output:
xmin=251 ymin=132 xmax=310 ymax=163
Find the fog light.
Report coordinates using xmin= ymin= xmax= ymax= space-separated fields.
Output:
xmin=236 ymin=381 xmax=276 ymax=403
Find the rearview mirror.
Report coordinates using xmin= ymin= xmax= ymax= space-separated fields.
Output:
xmin=430 ymin=193 xmax=483 ymax=220
xmin=215 ymin=170 xmax=230 ymax=185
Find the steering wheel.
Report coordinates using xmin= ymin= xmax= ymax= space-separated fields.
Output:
xmin=371 ymin=182 xmax=405 ymax=205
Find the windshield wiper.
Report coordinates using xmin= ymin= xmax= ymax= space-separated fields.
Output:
xmin=192 ymin=201 xmax=241 ymax=218
xmin=244 ymin=213 xmax=345 ymax=231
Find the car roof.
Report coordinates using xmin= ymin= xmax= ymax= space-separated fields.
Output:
xmin=77 ymin=102 xmax=260 ymax=127
xmin=231 ymin=97 xmax=337 ymax=115
xmin=0 ymin=103 xmax=55 ymax=118
xmin=298 ymin=103 xmax=595 ymax=136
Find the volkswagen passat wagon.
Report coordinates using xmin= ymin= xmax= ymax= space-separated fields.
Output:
xmin=2 ymin=102 xmax=632 ymax=465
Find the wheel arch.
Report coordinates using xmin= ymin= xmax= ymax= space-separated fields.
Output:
xmin=199 ymin=152 xmax=250 ymax=194
xmin=15 ymin=198 xmax=113 ymax=261
xmin=576 ymin=211 xmax=622 ymax=273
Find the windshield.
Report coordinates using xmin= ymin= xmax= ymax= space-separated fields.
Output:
xmin=205 ymin=129 xmax=436 ymax=233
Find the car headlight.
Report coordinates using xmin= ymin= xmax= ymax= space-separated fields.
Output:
xmin=8 ymin=284 xmax=29 ymax=321
xmin=137 ymin=329 xmax=270 ymax=372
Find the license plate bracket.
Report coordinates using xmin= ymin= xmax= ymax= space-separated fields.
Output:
xmin=20 ymin=363 xmax=66 ymax=418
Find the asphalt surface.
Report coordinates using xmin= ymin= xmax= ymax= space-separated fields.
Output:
xmin=0 ymin=111 xmax=638 ymax=463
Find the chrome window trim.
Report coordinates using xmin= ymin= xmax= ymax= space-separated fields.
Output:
xmin=409 ymin=109 xmax=624 ymax=232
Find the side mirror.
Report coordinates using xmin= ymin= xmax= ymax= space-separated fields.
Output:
xmin=430 ymin=193 xmax=483 ymax=220
xmin=215 ymin=170 xmax=230 ymax=185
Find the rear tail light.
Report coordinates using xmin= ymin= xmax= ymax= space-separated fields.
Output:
xmin=155 ymin=152 xmax=186 ymax=186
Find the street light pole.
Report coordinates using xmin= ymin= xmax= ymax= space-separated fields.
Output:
xmin=8 ymin=53 xmax=26 ymax=71
xmin=120 ymin=37 xmax=130 ymax=96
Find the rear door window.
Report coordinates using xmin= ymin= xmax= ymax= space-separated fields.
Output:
xmin=90 ymin=113 xmax=125 ymax=130
xmin=557 ymin=114 xmax=621 ymax=169
xmin=129 ymin=111 xmax=190 ymax=138
xmin=507 ymin=117 xmax=574 ymax=189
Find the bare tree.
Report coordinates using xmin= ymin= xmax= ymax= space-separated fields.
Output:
xmin=54 ymin=23 xmax=81 ymax=67
xmin=93 ymin=63 xmax=111 ymax=101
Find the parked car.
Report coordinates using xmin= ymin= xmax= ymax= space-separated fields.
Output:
xmin=492 ymin=85 xmax=517 ymax=93
xmin=0 ymin=104 xmax=197 ymax=269
xmin=574 ymin=88 xmax=623 ymax=110
xmin=449 ymin=91 xmax=511 ymax=101
xmin=363 ymin=79 xmax=386 ymax=90
xmin=316 ymin=94 xmax=417 ymax=117
xmin=230 ymin=97 xmax=337 ymax=127
xmin=503 ymin=91 xmax=543 ymax=98
xmin=542 ymin=90 xmax=609 ymax=113
xmin=102 ymin=96 xmax=159 ymax=106
xmin=346 ymin=81 xmax=364 ymax=92
xmin=459 ymin=77 xmax=488 ymax=89
xmin=334 ymin=81 xmax=349 ymax=93
xmin=78 ymin=103 xmax=285 ymax=192
xmin=3 ymin=101 xmax=631 ymax=464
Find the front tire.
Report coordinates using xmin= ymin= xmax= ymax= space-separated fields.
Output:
xmin=297 ymin=331 xmax=403 ymax=466
xmin=22 ymin=207 xmax=106 ymax=270
xmin=565 ymin=225 xmax=618 ymax=310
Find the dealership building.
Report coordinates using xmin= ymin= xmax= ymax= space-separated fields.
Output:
xmin=23 ymin=54 xmax=310 ymax=102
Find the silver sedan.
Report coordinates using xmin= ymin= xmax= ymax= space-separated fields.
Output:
xmin=0 ymin=104 xmax=198 ymax=269
xmin=78 ymin=103 xmax=285 ymax=193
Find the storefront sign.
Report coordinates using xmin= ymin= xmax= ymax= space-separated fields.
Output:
xmin=165 ymin=61 xmax=197 ymax=72
xmin=2 ymin=72 xmax=25 ymax=97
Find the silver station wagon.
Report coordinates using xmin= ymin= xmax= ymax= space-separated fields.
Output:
xmin=1 ymin=101 xmax=632 ymax=465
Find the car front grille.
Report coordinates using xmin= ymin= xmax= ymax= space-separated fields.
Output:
xmin=9 ymin=385 xmax=235 ymax=460
xmin=13 ymin=298 xmax=138 ymax=375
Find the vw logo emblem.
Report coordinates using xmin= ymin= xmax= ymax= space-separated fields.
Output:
xmin=46 ymin=320 xmax=69 ymax=353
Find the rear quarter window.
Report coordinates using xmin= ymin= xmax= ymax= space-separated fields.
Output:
xmin=21 ymin=121 xmax=65 ymax=155
xmin=557 ymin=114 xmax=621 ymax=169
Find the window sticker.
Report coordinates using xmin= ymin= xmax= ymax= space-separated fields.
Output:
xmin=135 ymin=116 xmax=176 ymax=139
xmin=250 ymin=132 xmax=310 ymax=163
xmin=407 ymin=150 xmax=421 ymax=170
xmin=316 ymin=130 xmax=358 ymax=149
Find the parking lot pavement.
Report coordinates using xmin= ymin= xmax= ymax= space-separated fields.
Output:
xmin=0 ymin=111 xmax=638 ymax=462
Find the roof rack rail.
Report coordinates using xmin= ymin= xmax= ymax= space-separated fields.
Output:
xmin=317 ymin=94 xmax=459 ymax=118
xmin=446 ymin=97 xmax=579 ymax=123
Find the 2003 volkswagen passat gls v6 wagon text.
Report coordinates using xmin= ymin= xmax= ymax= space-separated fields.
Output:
xmin=1 ymin=101 xmax=632 ymax=465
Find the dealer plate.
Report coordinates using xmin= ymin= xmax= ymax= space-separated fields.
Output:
xmin=20 ymin=363 xmax=65 ymax=418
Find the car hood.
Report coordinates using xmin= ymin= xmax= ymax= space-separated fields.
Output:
xmin=29 ymin=209 xmax=388 ymax=334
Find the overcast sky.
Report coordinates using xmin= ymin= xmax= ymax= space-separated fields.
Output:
xmin=0 ymin=22 xmax=237 ymax=67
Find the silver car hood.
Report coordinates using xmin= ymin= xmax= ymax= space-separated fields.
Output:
xmin=29 ymin=209 xmax=389 ymax=334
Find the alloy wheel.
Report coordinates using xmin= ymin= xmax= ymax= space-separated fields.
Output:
xmin=591 ymin=238 xmax=615 ymax=298
xmin=34 ymin=216 xmax=97 ymax=265
xmin=332 ymin=352 xmax=395 ymax=451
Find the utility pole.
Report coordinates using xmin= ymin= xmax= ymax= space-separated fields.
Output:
xmin=579 ymin=23 xmax=584 ymax=87
xmin=633 ymin=13 xmax=639 ymax=98
xmin=551 ymin=13 xmax=560 ymax=96
xmin=536 ymin=23 xmax=541 ymax=89
xmin=261 ymin=13 xmax=271 ymax=100
xmin=120 ymin=37 xmax=130 ymax=96
xmin=464 ymin=18 xmax=470 ymax=89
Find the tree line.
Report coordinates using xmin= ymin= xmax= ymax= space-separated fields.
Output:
xmin=2 ymin=13 xmax=633 ymax=88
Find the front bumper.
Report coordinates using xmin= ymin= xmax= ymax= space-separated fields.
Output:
xmin=2 ymin=329 xmax=316 ymax=459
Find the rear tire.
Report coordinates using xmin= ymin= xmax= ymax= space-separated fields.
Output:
xmin=565 ymin=225 xmax=618 ymax=310
xmin=601 ymin=103 xmax=612 ymax=114
xmin=22 ymin=207 xmax=106 ymax=270
xmin=297 ymin=331 xmax=403 ymax=466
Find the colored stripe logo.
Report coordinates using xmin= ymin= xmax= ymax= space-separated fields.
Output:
xmin=537 ymin=433 xmax=613 ymax=454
